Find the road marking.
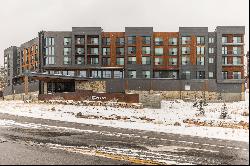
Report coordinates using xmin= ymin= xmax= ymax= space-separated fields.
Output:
xmin=194 ymin=143 xmax=199 ymax=145
xmin=178 ymin=140 xmax=186 ymax=143
xmin=160 ymin=138 xmax=168 ymax=141
xmin=202 ymin=144 xmax=209 ymax=146
xmin=169 ymin=140 xmax=175 ymax=142
xmin=227 ymin=147 xmax=233 ymax=149
xmin=234 ymin=147 xmax=240 ymax=150
xmin=218 ymin=145 xmax=224 ymax=148
xmin=243 ymin=149 xmax=248 ymax=151
xmin=187 ymin=142 xmax=194 ymax=144
xmin=210 ymin=145 xmax=217 ymax=147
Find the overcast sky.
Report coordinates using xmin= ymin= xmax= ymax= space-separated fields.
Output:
xmin=0 ymin=0 xmax=249 ymax=66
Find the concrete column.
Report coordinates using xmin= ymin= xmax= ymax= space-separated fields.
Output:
xmin=44 ymin=82 xmax=47 ymax=94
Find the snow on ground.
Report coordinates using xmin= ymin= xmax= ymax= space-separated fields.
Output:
xmin=0 ymin=91 xmax=249 ymax=142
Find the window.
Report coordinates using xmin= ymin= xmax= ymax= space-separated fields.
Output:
xmin=233 ymin=57 xmax=241 ymax=65
xmin=142 ymin=47 xmax=151 ymax=55
xmin=233 ymin=72 xmax=241 ymax=79
xmin=64 ymin=48 xmax=71 ymax=56
xmin=181 ymin=57 xmax=190 ymax=65
xmin=169 ymin=48 xmax=177 ymax=55
xmin=102 ymin=48 xmax=110 ymax=56
xmin=114 ymin=71 xmax=124 ymax=78
xmin=116 ymin=38 xmax=125 ymax=45
xmin=155 ymin=48 xmax=163 ymax=56
xmin=222 ymin=37 xmax=228 ymax=43
xmin=76 ymin=48 xmax=84 ymax=55
xmin=102 ymin=37 xmax=110 ymax=45
xmin=209 ymin=37 xmax=214 ymax=43
xmin=116 ymin=58 xmax=124 ymax=65
xmin=142 ymin=57 xmax=151 ymax=65
xmin=209 ymin=48 xmax=214 ymax=54
xmin=233 ymin=37 xmax=242 ymax=43
xmin=76 ymin=57 xmax=84 ymax=64
xmin=68 ymin=71 xmax=75 ymax=76
xmin=233 ymin=47 xmax=241 ymax=55
xmin=222 ymin=47 xmax=227 ymax=55
xmin=89 ymin=48 xmax=99 ymax=55
xmin=209 ymin=58 xmax=214 ymax=64
xmin=182 ymin=47 xmax=190 ymax=55
xmin=116 ymin=47 xmax=124 ymax=55
xmin=196 ymin=46 xmax=205 ymax=55
xmin=155 ymin=37 xmax=163 ymax=45
xmin=197 ymin=57 xmax=205 ymax=65
xmin=45 ymin=57 xmax=55 ymax=65
xmin=102 ymin=70 xmax=112 ymax=78
xmin=128 ymin=36 xmax=136 ymax=44
xmin=154 ymin=58 xmax=164 ymax=65
xmin=45 ymin=37 xmax=54 ymax=46
xmin=197 ymin=71 xmax=205 ymax=79
xmin=64 ymin=38 xmax=71 ymax=45
xmin=91 ymin=70 xmax=101 ymax=78
xmin=90 ymin=38 xmax=99 ymax=44
xmin=63 ymin=57 xmax=71 ymax=65
xmin=196 ymin=36 xmax=205 ymax=45
xmin=182 ymin=71 xmax=191 ymax=79
xmin=169 ymin=38 xmax=177 ymax=45
xmin=102 ymin=57 xmax=111 ymax=65
xmin=128 ymin=70 xmax=136 ymax=78
xmin=79 ymin=71 xmax=87 ymax=77
xmin=128 ymin=47 xmax=136 ymax=55
xmin=128 ymin=57 xmax=136 ymax=64
xmin=209 ymin=72 xmax=214 ymax=78
xmin=90 ymin=58 xmax=99 ymax=65
xmin=222 ymin=72 xmax=228 ymax=79
xmin=181 ymin=37 xmax=191 ymax=44
xmin=76 ymin=37 xmax=85 ymax=45
xmin=222 ymin=57 xmax=228 ymax=65
xmin=142 ymin=36 xmax=151 ymax=45
xmin=45 ymin=47 xmax=55 ymax=56
xmin=169 ymin=58 xmax=177 ymax=66
xmin=142 ymin=71 xmax=150 ymax=78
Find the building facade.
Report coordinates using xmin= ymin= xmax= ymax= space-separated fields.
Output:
xmin=3 ymin=26 xmax=246 ymax=101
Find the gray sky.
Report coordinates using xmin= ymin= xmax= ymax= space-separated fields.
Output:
xmin=0 ymin=0 xmax=249 ymax=66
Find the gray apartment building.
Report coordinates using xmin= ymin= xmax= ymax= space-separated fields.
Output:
xmin=3 ymin=26 xmax=246 ymax=102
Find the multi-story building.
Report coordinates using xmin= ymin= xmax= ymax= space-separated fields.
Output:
xmin=3 ymin=26 xmax=246 ymax=101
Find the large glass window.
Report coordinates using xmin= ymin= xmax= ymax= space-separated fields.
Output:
xmin=209 ymin=58 xmax=214 ymax=63
xmin=90 ymin=58 xmax=99 ymax=65
xmin=142 ymin=71 xmax=150 ymax=78
xmin=142 ymin=57 xmax=151 ymax=65
xmin=128 ymin=47 xmax=136 ymax=55
xmin=76 ymin=37 xmax=85 ymax=45
xmin=89 ymin=48 xmax=99 ymax=55
xmin=102 ymin=48 xmax=110 ymax=56
xmin=102 ymin=70 xmax=112 ymax=78
xmin=182 ymin=47 xmax=190 ymax=54
xmin=128 ymin=70 xmax=136 ymax=78
xmin=222 ymin=57 xmax=228 ymax=65
xmin=102 ymin=37 xmax=110 ymax=45
xmin=116 ymin=58 xmax=124 ymax=65
xmin=222 ymin=47 xmax=228 ymax=55
xmin=209 ymin=37 xmax=214 ymax=43
xmin=154 ymin=58 xmax=164 ymax=65
xmin=63 ymin=57 xmax=71 ymax=65
xmin=169 ymin=38 xmax=177 ymax=45
xmin=169 ymin=58 xmax=177 ymax=66
xmin=79 ymin=71 xmax=87 ymax=77
xmin=222 ymin=37 xmax=228 ymax=43
xmin=45 ymin=37 xmax=55 ymax=46
xmin=181 ymin=36 xmax=191 ymax=44
xmin=233 ymin=72 xmax=241 ymax=79
xmin=196 ymin=46 xmax=205 ymax=55
xmin=128 ymin=36 xmax=136 ymax=44
xmin=76 ymin=57 xmax=84 ymax=65
xmin=64 ymin=37 xmax=72 ymax=45
xmin=116 ymin=38 xmax=125 ymax=45
xmin=182 ymin=71 xmax=191 ymax=79
xmin=233 ymin=37 xmax=242 ymax=43
xmin=64 ymin=48 xmax=71 ymax=56
xmin=155 ymin=37 xmax=163 ymax=45
xmin=209 ymin=72 xmax=214 ymax=78
xmin=222 ymin=71 xmax=228 ymax=79
xmin=233 ymin=57 xmax=241 ymax=65
xmin=169 ymin=48 xmax=177 ymax=55
xmin=142 ymin=36 xmax=151 ymax=45
xmin=209 ymin=48 xmax=214 ymax=54
xmin=197 ymin=71 xmax=205 ymax=79
xmin=91 ymin=70 xmax=101 ymax=78
xmin=196 ymin=36 xmax=205 ymax=45
xmin=90 ymin=38 xmax=99 ymax=44
xmin=102 ymin=57 xmax=111 ymax=65
xmin=181 ymin=57 xmax=190 ymax=65
xmin=114 ymin=71 xmax=124 ymax=78
xmin=128 ymin=57 xmax=136 ymax=64
xmin=116 ymin=47 xmax=124 ymax=55
xmin=45 ymin=57 xmax=55 ymax=65
xmin=197 ymin=56 xmax=205 ymax=65
xmin=45 ymin=47 xmax=55 ymax=56
xmin=76 ymin=47 xmax=84 ymax=55
xmin=233 ymin=47 xmax=241 ymax=55
xmin=142 ymin=47 xmax=151 ymax=55
xmin=155 ymin=48 xmax=163 ymax=56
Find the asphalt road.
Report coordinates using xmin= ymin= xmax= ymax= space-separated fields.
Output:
xmin=0 ymin=112 xmax=249 ymax=165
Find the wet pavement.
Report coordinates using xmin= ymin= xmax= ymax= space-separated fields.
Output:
xmin=0 ymin=112 xmax=249 ymax=165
